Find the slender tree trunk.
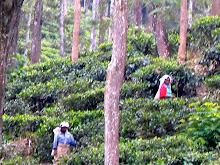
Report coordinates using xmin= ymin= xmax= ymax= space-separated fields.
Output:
xmin=145 ymin=4 xmax=153 ymax=34
xmin=8 ymin=11 xmax=21 ymax=66
xmin=89 ymin=0 xmax=99 ymax=51
xmin=24 ymin=5 xmax=33 ymax=66
xmin=98 ymin=0 xmax=108 ymax=45
xmin=81 ymin=0 xmax=89 ymax=50
xmin=64 ymin=0 xmax=68 ymax=16
xmin=104 ymin=0 xmax=128 ymax=164
xmin=0 ymin=0 xmax=24 ymax=151
xmin=152 ymin=13 xmax=170 ymax=58
xmin=135 ymin=0 xmax=142 ymax=26
xmin=59 ymin=0 xmax=65 ymax=57
xmin=30 ymin=0 xmax=43 ymax=64
xmin=108 ymin=0 xmax=114 ymax=42
xmin=212 ymin=0 xmax=220 ymax=16
xmin=71 ymin=0 xmax=81 ymax=61
xmin=177 ymin=0 xmax=187 ymax=62
xmin=188 ymin=0 xmax=193 ymax=28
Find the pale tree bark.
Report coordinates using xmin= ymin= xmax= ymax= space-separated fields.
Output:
xmin=188 ymin=0 xmax=193 ymax=28
xmin=0 ymin=0 xmax=24 ymax=150
xmin=104 ymin=0 xmax=128 ymax=164
xmin=152 ymin=13 xmax=170 ymax=58
xmin=59 ymin=0 xmax=65 ymax=57
xmin=8 ymin=10 xmax=21 ymax=66
xmin=64 ymin=0 xmax=68 ymax=16
xmin=108 ymin=0 xmax=114 ymax=42
xmin=212 ymin=0 xmax=220 ymax=16
xmin=145 ymin=4 xmax=153 ymax=34
xmin=135 ymin=0 xmax=142 ymax=26
xmin=152 ymin=2 xmax=170 ymax=58
xmin=98 ymin=0 xmax=108 ymax=45
xmin=89 ymin=0 xmax=99 ymax=51
xmin=71 ymin=0 xmax=81 ymax=61
xmin=80 ymin=0 xmax=89 ymax=50
xmin=30 ymin=0 xmax=43 ymax=64
xmin=24 ymin=5 xmax=33 ymax=66
xmin=177 ymin=0 xmax=187 ymax=63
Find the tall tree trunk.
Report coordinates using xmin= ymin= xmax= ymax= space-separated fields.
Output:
xmin=177 ymin=0 xmax=187 ymax=62
xmin=108 ymin=0 xmax=114 ymax=42
xmin=80 ymin=0 xmax=89 ymax=50
xmin=104 ymin=0 xmax=128 ymax=164
xmin=212 ymin=0 xmax=220 ymax=16
xmin=71 ymin=0 xmax=81 ymax=61
xmin=59 ymin=0 xmax=65 ymax=57
xmin=30 ymin=0 xmax=43 ymax=64
xmin=64 ymin=0 xmax=68 ymax=16
xmin=98 ymin=0 xmax=108 ymax=45
xmin=0 ymin=0 xmax=24 ymax=151
xmin=188 ymin=0 xmax=193 ymax=28
xmin=89 ymin=0 xmax=99 ymax=51
xmin=145 ymin=4 xmax=153 ymax=34
xmin=135 ymin=0 xmax=142 ymax=26
xmin=152 ymin=13 xmax=170 ymax=58
xmin=24 ymin=5 xmax=33 ymax=66
xmin=8 ymin=11 xmax=21 ymax=66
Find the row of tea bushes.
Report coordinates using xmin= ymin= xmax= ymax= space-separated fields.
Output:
xmin=61 ymin=135 xmax=219 ymax=165
xmin=3 ymin=97 xmax=210 ymax=162
xmin=5 ymin=56 xmax=201 ymax=115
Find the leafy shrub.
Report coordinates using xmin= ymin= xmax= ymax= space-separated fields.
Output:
xmin=168 ymin=29 xmax=179 ymax=56
xmin=5 ymin=77 xmax=104 ymax=114
xmin=119 ymin=98 xmax=197 ymax=139
xmin=127 ymin=25 xmax=157 ymax=57
xmin=0 ymin=155 xmax=40 ymax=165
xmin=120 ymin=82 xmax=150 ymax=99
xmin=206 ymin=75 xmax=220 ymax=89
xmin=61 ymin=135 xmax=219 ymax=165
xmin=200 ymin=45 xmax=220 ymax=74
xmin=189 ymin=16 xmax=220 ymax=71
xmin=181 ymin=102 xmax=220 ymax=151
xmin=98 ymin=41 xmax=113 ymax=52
xmin=61 ymin=88 xmax=104 ymax=111
xmin=124 ymin=56 xmax=150 ymax=80
xmin=4 ymin=98 xmax=30 ymax=116
xmin=131 ymin=57 xmax=201 ymax=97
xmin=190 ymin=15 xmax=220 ymax=49
xmin=35 ymin=110 xmax=104 ymax=162
xmin=3 ymin=114 xmax=45 ymax=138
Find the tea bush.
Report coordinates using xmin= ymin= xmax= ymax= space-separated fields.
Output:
xmin=0 ymin=155 xmax=40 ymax=165
xmin=205 ymin=75 xmax=220 ymax=89
xmin=61 ymin=135 xmax=219 ymax=165
xmin=189 ymin=16 xmax=220 ymax=71
xmin=119 ymin=98 xmax=198 ymax=139
xmin=3 ymin=114 xmax=45 ymax=138
xmin=3 ymin=97 xmax=219 ymax=163
xmin=190 ymin=16 xmax=220 ymax=49
xmin=126 ymin=26 xmax=157 ymax=57
xmin=131 ymin=58 xmax=201 ymax=97
xmin=5 ymin=78 xmax=105 ymax=114
xmin=61 ymin=88 xmax=104 ymax=111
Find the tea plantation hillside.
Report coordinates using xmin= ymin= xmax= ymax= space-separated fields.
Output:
xmin=1 ymin=16 xmax=220 ymax=164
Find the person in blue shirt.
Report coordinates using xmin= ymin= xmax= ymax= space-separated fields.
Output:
xmin=52 ymin=121 xmax=77 ymax=164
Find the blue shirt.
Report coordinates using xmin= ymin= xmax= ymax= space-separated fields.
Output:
xmin=53 ymin=131 xmax=76 ymax=149
xmin=166 ymin=85 xmax=172 ymax=97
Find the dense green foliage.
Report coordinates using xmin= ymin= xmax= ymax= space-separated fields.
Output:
xmin=180 ymin=102 xmax=220 ymax=151
xmin=189 ymin=16 xmax=220 ymax=74
xmin=2 ymin=15 xmax=220 ymax=164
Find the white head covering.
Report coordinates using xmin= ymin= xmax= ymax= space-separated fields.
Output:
xmin=154 ymin=75 xmax=172 ymax=100
xmin=60 ymin=121 xmax=69 ymax=128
